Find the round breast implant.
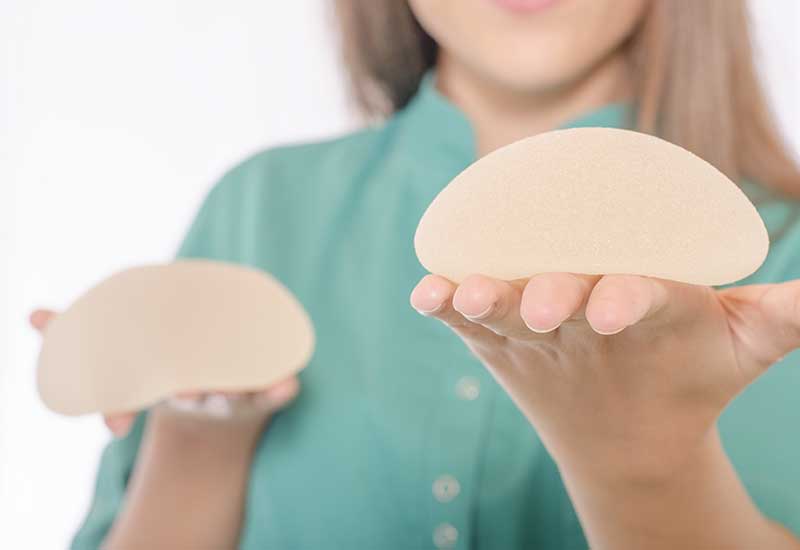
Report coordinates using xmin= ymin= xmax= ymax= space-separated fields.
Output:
xmin=415 ymin=127 xmax=768 ymax=286
xmin=37 ymin=259 xmax=315 ymax=416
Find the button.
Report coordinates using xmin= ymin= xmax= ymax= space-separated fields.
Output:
xmin=433 ymin=523 xmax=458 ymax=548
xmin=432 ymin=474 xmax=461 ymax=503
xmin=455 ymin=376 xmax=480 ymax=400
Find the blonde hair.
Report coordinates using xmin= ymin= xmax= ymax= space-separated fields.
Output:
xmin=335 ymin=0 xmax=800 ymax=200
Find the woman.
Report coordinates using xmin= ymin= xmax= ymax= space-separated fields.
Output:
xmin=31 ymin=0 xmax=800 ymax=548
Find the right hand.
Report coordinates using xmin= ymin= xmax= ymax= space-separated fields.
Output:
xmin=29 ymin=308 xmax=300 ymax=438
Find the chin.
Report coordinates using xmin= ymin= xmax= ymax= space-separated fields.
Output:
xmin=456 ymin=43 xmax=604 ymax=96
xmin=410 ymin=0 xmax=648 ymax=95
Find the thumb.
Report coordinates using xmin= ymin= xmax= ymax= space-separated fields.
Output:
xmin=103 ymin=413 xmax=136 ymax=438
xmin=722 ymin=280 xmax=800 ymax=369
xmin=29 ymin=309 xmax=56 ymax=332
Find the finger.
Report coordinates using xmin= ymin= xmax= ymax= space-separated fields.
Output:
xmin=255 ymin=376 xmax=300 ymax=411
xmin=217 ymin=390 xmax=245 ymax=400
xmin=29 ymin=309 xmax=56 ymax=332
xmin=585 ymin=275 xmax=669 ymax=335
xmin=167 ymin=392 xmax=237 ymax=417
xmin=721 ymin=280 xmax=800 ymax=367
xmin=410 ymin=275 xmax=472 ymax=328
xmin=759 ymin=280 xmax=800 ymax=356
xmin=411 ymin=274 xmax=457 ymax=315
xmin=410 ymin=274 xmax=505 ymax=345
xmin=174 ymin=390 xmax=204 ymax=400
xmin=521 ymin=273 xmax=598 ymax=333
xmin=104 ymin=413 xmax=135 ymax=438
xmin=452 ymin=275 xmax=531 ymax=338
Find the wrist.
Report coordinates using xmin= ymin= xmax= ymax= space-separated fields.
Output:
xmin=557 ymin=426 xmax=782 ymax=550
xmin=104 ymin=403 xmax=268 ymax=550
xmin=552 ymin=424 xmax=722 ymax=488
xmin=146 ymin=402 xmax=268 ymax=454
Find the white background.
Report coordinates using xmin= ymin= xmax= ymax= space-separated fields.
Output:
xmin=1 ymin=2 xmax=799 ymax=548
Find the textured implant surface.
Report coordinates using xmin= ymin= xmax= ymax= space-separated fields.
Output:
xmin=37 ymin=260 xmax=315 ymax=416
xmin=415 ymin=128 xmax=768 ymax=286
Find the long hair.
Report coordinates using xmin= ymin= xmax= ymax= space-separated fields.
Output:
xmin=334 ymin=0 xmax=800 ymax=200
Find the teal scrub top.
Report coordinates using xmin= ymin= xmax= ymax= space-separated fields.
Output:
xmin=71 ymin=75 xmax=800 ymax=549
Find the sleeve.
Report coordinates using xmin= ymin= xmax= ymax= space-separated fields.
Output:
xmin=175 ymin=177 xmax=240 ymax=261
xmin=69 ymin=415 xmax=146 ymax=550
xmin=750 ymin=204 xmax=800 ymax=536
xmin=773 ymin=214 xmax=800 ymax=537
xmin=69 ymin=175 xmax=240 ymax=549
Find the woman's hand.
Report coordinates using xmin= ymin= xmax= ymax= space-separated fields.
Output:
xmin=30 ymin=307 xmax=300 ymax=550
xmin=411 ymin=273 xmax=800 ymax=549
xmin=29 ymin=308 xmax=300 ymax=437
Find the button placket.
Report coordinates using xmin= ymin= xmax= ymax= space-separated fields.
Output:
xmin=432 ymin=474 xmax=461 ymax=503
xmin=433 ymin=522 xmax=459 ymax=548
xmin=425 ymin=358 xmax=491 ymax=550
xmin=455 ymin=376 xmax=480 ymax=401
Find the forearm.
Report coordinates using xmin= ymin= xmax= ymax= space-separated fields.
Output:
xmin=102 ymin=405 xmax=265 ymax=550
xmin=559 ymin=427 xmax=800 ymax=550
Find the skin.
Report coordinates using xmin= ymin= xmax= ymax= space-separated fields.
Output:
xmin=30 ymin=309 xmax=298 ymax=549
xmin=408 ymin=0 xmax=800 ymax=547
xmin=30 ymin=0 xmax=800 ymax=547
xmin=409 ymin=0 xmax=645 ymax=153
xmin=410 ymin=276 xmax=800 ymax=548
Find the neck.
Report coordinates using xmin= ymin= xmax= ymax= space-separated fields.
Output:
xmin=436 ymin=52 xmax=633 ymax=156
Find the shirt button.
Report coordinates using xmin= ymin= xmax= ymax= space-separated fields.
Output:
xmin=432 ymin=474 xmax=461 ymax=503
xmin=433 ymin=523 xmax=459 ymax=548
xmin=455 ymin=376 xmax=480 ymax=400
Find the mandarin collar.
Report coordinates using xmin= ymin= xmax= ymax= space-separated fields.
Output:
xmin=395 ymin=70 xmax=633 ymax=170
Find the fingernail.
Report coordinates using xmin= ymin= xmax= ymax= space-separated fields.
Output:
xmin=462 ymin=303 xmax=495 ymax=321
xmin=167 ymin=395 xmax=202 ymax=412
xmin=592 ymin=325 xmax=626 ymax=336
xmin=414 ymin=302 xmax=445 ymax=315
xmin=524 ymin=319 xmax=562 ymax=334
xmin=203 ymin=394 xmax=233 ymax=417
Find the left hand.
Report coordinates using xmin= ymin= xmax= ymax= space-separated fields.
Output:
xmin=411 ymin=273 xmax=800 ymax=483
xmin=29 ymin=308 xmax=300 ymax=438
